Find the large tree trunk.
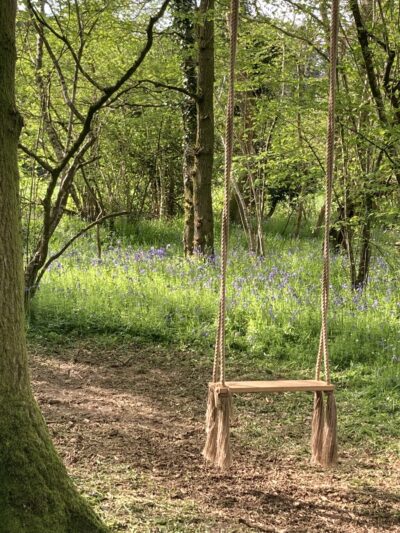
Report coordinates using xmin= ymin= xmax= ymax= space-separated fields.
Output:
xmin=193 ymin=0 xmax=214 ymax=255
xmin=174 ymin=0 xmax=197 ymax=256
xmin=0 ymin=4 xmax=107 ymax=531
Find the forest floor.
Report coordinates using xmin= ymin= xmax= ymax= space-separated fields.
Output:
xmin=29 ymin=338 xmax=400 ymax=532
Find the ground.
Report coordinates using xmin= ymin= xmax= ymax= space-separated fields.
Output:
xmin=29 ymin=339 xmax=400 ymax=532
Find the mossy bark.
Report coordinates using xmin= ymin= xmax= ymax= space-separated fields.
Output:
xmin=0 ymin=3 xmax=107 ymax=531
xmin=0 ymin=400 xmax=107 ymax=533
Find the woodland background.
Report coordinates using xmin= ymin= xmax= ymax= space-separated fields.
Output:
xmin=9 ymin=0 xmax=400 ymax=530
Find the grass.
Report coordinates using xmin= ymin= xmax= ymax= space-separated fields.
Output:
xmin=28 ymin=217 xmax=400 ymax=453
xmin=79 ymin=465 xmax=219 ymax=532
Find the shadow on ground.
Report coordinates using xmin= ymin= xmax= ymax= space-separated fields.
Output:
xmin=29 ymin=340 xmax=400 ymax=532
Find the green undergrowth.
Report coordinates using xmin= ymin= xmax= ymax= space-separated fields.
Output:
xmin=27 ymin=218 xmax=400 ymax=454
xmin=77 ymin=464 xmax=220 ymax=532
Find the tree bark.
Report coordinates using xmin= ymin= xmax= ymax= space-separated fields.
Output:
xmin=193 ymin=0 xmax=214 ymax=255
xmin=355 ymin=196 xmax=373 ymax=289
xmin=174 ymin=0 xmax=197 ymax=255
xmin=0 ymin=3 xmax=107 ymax=531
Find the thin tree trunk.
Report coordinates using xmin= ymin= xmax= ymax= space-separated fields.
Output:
xmin=314 ymin=204 xmax=325 ymax=234
xmin=294 ymin=62 xmax=305 ymax=239
xmin=0 ymin=3 xmax=106 ymax=530
xmin=96 ymin=223 xmax=102 ymax=259
xmin=231 ymin=176 xmax=255 ymax=252
xmin=166 ymin=173 xmax=175 ymax=218
xmin=355 ymin=195 xmax=373 ymax=289
xmin=193 ymin=0 xmax=214 ymax=255
xmin=159 ymin=169 xmax=167 ymax=219
xmin=265 ymin=198 xmax=278 ymax=220
xmin=339 ymin=124 xmax=357 ymax=287
xmin=294 ymin=204 xmax=304 ymax=238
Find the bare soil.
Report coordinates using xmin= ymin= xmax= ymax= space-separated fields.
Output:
xmin=30 ymin=340 xmax=400 ymax=532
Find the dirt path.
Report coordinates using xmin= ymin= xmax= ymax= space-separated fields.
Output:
xmin=30 ymin=340 xmax=400 ymax=532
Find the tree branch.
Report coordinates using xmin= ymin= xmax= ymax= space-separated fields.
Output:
xmin=253 ymin=17 xmax=328 ymax=61
xmin=339 ymin=121 xmax=396 ymax=166
xmin=18 ymin=143 xmax=54 ymax=173
xmin=136 ymin=78 xmax=199 ymax=100
xmin=36 ymin=210 xmax=131 ymax=287
xmin=282 ymin=0 xmax=326 ymax=29
xmin=51 ymin=0 xmax=171 ymax=179
xmin=349 ymin=0 xmax=387 ymax=125
xmin=26 ymin=0 xmax=104 ymax=92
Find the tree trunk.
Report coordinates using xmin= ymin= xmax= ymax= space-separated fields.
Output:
xmin=159 ymin=172 xmax=167 ymax=219
xmin=314 ymin=204 xmax=325 ymax=234
xmin=166 ymin=173 xmax=176 ymax=218
xmin=0 ymin=4 xmax=107 ymax=531
xmin=193 ymin=0 xmax=214 ymax=255
xmin=355 ymin=195 xmax=373 ymax=289
xmin=265 ymin=198 xmax=279 ymax=220
xmin=294 ymin=203 xmax=304 ymax=238
xmin=174 ymin=0 xmax=197 ymax=255
xmin=294 ymin=65 xmax=304 ymax=239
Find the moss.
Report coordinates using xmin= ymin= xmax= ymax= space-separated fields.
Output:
xmin=0 ymin=396 xmax=108 ymax=533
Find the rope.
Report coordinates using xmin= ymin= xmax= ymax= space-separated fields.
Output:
xmin=315 ymin=0 xmax=340 ymax=384
xmin=212 ymin=0 xmax=339 ymax=386
xmin=212 ymin=0 xmax=239 ymax=385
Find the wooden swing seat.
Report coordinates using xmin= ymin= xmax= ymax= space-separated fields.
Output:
xmin=209 ymin=380 xmax=334 ymax=394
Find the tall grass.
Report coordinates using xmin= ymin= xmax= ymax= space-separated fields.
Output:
xmin=30 ymin=219 xmax=399 ymax=370
xmin=28 ymin=218 xmax=400 ymax=451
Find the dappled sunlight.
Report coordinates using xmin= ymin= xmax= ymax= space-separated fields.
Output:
xmin=30 ymin=341 xmax=400 ymax=532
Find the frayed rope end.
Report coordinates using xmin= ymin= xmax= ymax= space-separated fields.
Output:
xmin=311 ymin=391 xmax=325 ymax=465
xmin=321 ymin=391 xmax=337 ymax=467
xmin=215 ymin=387 xmax=232 ymax=470
xmin=202 ymin=385 xmax=232 ymax=470
xmin=202 ymin=386 xmax=218 ymax=463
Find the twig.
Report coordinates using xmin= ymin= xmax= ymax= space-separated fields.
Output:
xmin=238 ymin=517 xmax=277 ymax=532
xmin=35 ymin=210 xmax=131 ymax=287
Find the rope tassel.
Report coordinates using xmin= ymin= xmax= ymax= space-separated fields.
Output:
xmin=202 ymin=386 xmax=218 ymax=463
xmin=311 ymin=391 xmax=325 ymax=465
xmin=215 ymin=387 xmax=232 ymax=470
xmin=202 ymin=385 xmax=232 ymax=469
xmin=321 ymin=391 xmax=337 ymax=466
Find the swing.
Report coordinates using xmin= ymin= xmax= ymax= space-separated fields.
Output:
xmin=203 ymin=0 xmax=339 ymax=470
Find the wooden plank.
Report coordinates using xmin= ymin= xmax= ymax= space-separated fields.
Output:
xmin=209 ymin=380 xmax=334 ymax=393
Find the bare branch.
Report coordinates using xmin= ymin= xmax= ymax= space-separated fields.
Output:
xmin=39 ymin=27 xmax=85 ymax=123
xmin=26 ymin=0 xmax=104 ymax=91
xmin=282 ymin=0 xmax=326 ymax=28
xmin=19 ymin=143 xmax=54 ymax=174
xmin=51 ymin=0 xmax=171 ymax=179
xmin=36 ymin=210 xmax=131 ymax=287
xmin=251 ymin=17 xmax=328 ymax=61
xmin=136 ymin=78 xmax=199 ymax=100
